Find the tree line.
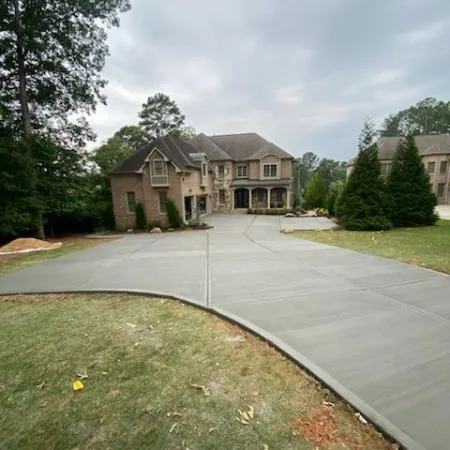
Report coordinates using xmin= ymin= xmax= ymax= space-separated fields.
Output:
xmin=0 ymin=0 xmax=447 ymax=242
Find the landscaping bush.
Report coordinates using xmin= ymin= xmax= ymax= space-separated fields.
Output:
xmin=326 ymin=180 xmax=344 ymax=216
xmin=302 ymin=172 xmax=326 ymax=209
xmin=337 ymin=122 xmax=392 ymax=231
xmin=134 ymin=202 xmax=147 ymax=230
xmin=247 ymin=208 xmax=292 ymax=215
xmin=387 ymin=135 xmax=438 ymax=227
xmin=166 ymin=198 xmax=183 ymax=228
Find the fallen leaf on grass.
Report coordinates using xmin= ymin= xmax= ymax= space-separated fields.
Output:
xmin=190 ymin=383 xmax=211 ymax=397
xmin=247 ymin=405 xmax=255 ymax=419
xmin=167 ymin=411 xmax=182 ymax=417
xmin=125 ymin=322 xmax=136 ymax=328
xmin=321 ymin=401 xmax=335 ymax=408
xmin=208 ymin=427 xmax=216 ymax=433
xmin=169 ymin=423 xmax=177 ymax=433
xmin=263 ymin=445 xmax=269 ymax=450
xmin=236 ymin=417 xmax=249 ymax=425
xmin=77 ymin=372 xmax=88 ymax=380
xmin=37 ymin=381 xmax=46 ymax=391
xmin=72 ymin=380 xmax=84 ymax=391
xmin=355 ymin=412 xmax=368 ymax=424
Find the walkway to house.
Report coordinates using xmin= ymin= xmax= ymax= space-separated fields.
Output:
xmin=1 ymin=214 xmax=449 ymax=450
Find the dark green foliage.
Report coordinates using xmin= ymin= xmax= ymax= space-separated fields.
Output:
xmin=387 ymin=135 xmax=437 ymax=227
xmin=337 ymin=145 xmax=392 ymax=230
xmin=134 ymin=202 xmax=147 ymax=230
xmin=337 ymin=120 xmax=392 ymax=231
xmin=114 ymin=125 xmax=149 ymax=150
xmin=0 ymin=138 xmax=35 ymax=238
xmin=380 ymin=97 xmax=450 ymax=136
xmin=326 ymin=180 xmax=344 ymax=216
xmin=302 ymin=172 xmax=327 ymax=209
xmin=166 ymin=199 xmax=183 ymax=228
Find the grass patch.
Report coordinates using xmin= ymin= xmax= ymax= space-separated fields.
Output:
xmin=0 ymin=237 xmax=113 ymax=276
xmin=0 ymin=294 xmax=395 ymax=450
xmin=292 ymin=219 xmax=450 ymax=273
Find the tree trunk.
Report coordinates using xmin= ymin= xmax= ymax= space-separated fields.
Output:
xmin=13 ymin=0 xmax=46 ymax=240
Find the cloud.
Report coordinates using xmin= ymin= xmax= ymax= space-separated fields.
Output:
xmin=88 ymin=0 xmax=450 ymax=159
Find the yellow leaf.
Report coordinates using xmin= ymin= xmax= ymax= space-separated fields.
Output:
xmin=72 ymin=380 xmax=84 ymax=391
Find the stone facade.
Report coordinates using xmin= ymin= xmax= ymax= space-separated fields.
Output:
xmin=211 ymin=162 xmax=234 ymax=212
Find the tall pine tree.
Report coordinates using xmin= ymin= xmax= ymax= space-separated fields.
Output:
xmin=387 ymin=135 xmax=437 ymax=227
xmin=337 ymin=120 xmax=392 ymax=230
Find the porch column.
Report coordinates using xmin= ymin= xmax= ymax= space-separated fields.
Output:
xmin=267 ymin=188 xmax=271 ymax=209
xmin=231 ymin=189 xmax=235 ymax=210
xmin=249 ymin=188 xmax=253 ymax=209
xmin=286 ymin=188 xmax=290 ymax=209
xmin=192 ymin=195 xmax=198 ymax=221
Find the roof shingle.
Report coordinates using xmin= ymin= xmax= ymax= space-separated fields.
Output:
xmin=190 ymin=132 xmax=293 ymax=161
xmin=109 ymin=135 xmax=200 ymax=174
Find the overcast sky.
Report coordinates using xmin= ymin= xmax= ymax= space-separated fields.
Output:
xmin=89 ymin=0 xmax=450 ymax=160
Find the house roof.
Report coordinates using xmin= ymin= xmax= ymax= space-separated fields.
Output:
xmin=109 ymin=135 xmax=201 ymax=174
xmin=188 ymin=133 xmax=231 ymax=161
xmin=189 ymin=132 xmax=293 ymax=161
xmin=348 ymin=134 xmax=450 ymax=166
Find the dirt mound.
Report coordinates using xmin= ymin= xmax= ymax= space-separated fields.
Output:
xmin=0 ymin=238 xmax=62 ymax=255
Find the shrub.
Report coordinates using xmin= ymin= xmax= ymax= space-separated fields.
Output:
xmin=386 ymin=135 xmax=438 ymax=227
xmin=134 ymin=202 xmax=147 ymax=230
xmin=166 ymin=198 xmax=183 ymax=228
xmin=326 ymin=180 xmax=344 ymax=216
xmin=302 ymin=172 xmax=327 ymax=209
xmin=337 ymin=121 xmax=392 ymax=231
xmin=248 ymin=208 xmax=292 ymax=215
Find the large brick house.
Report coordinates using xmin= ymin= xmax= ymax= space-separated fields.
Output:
xmin=347 ymin=135 xmax=450 ymax=204
xmin=110 ymin=132 xmax=294 ymax=229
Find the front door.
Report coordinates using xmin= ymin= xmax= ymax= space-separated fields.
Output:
xmin=234 ymin=188 xmax=249 ymax=208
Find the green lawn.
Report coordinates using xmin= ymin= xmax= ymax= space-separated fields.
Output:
xmin=0 ymin=294 xmax=394 ymax=450
xmin=0 ymin=237 xmax=111 ymax=276
xmin=293 ymin=219 xmax=450 ymax=273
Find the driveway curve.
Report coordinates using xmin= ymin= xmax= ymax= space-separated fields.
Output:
xmin=1 ymin=214 xmax=450 ymax=450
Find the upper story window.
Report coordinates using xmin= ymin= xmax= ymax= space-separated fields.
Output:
xmin=153 ymin=159 xmax=165 ymax=176
xmin=217 ymin=165 xmax=225 ymax=179
xmin=440 ymin=161 xmax=448 ymax=174
xmin=237 ymin=165 xmax=248 ymax=178
xmin=263 ymin=164 xmax=278 ymax=178
xmin=202 ymin=163 xmax=207 ymax=177
xmin=427 ymin=161 xmax=436 ymax=173
xmin=127 ymin=192 xmax=136 ymax=214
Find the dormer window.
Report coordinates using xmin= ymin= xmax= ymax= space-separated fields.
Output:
xmin=263 ymin=164 xmax=278 ymax=178
xmin=237 ymin=165 xmax=248 ymax=178
xmin=153 ymin=159 xmax=165 ymax=176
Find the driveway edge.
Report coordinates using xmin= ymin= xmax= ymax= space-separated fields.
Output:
xmin=0 ymin=288 xmax=424 ymax=450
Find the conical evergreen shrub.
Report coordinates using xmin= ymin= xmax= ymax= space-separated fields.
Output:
xmin=387 ymin=135 xmax=437 ymax=227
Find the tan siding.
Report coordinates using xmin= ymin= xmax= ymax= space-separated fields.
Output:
xmin=261 ymin=155 xmax=280 ymax=164
xmin=211 ymin=162 xmax=233 ymax=211
xmin=281 ymin=159 xmax=293 ymax=179
xmin=249 ymin=161 xmax=259 ymax=180
xmin=110 ymin=174 xmax=144 ymax=231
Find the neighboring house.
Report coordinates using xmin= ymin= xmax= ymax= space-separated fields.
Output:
xmin=109 ymin=132 xmax=294 ymax=230
xmin=347 ymin=135 xmax=450 ymax=205
xmin=109 ymin=135 xmax=213 ymax=230
xmin=189 ymin=132 xmax=294 ymax=211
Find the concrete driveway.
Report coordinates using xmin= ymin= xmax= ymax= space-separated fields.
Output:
xmin=1 ymin=214 xmax=449 ymax=450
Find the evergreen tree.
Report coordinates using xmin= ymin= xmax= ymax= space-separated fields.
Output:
xmin=337 ymin=120 xmax=392 ymax=230
xmin=387 ymin=135 xmax=437 ymax=227
xmin=302 ymin=171 xmax=327 ymax=209
xmin=166 ymin=199 xmax=183 ymax=228
xmin=139 ymin=93 xmax=186 ymax=139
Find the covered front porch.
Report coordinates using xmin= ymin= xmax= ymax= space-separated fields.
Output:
xmin=231 ymin=181 xmax=291 ymax=210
